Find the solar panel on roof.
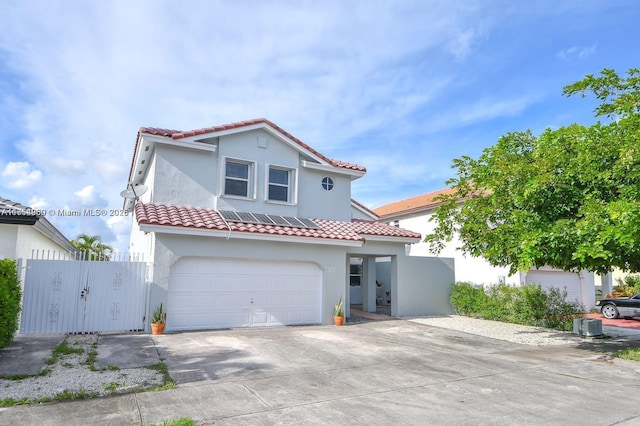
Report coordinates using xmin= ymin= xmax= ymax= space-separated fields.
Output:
xmin=219 ymin=210 xmax=241 ymax=221
xmin=283 ymin=216 xmax=306 ymax=227
xmin=268 ymin=215 xmax=291 ymax=226
xmin=298 ymin=218 xmax=319 ymax=229
xmin=218 ymin=209 xmax=318 ymax=230
xmin=237 ymin=211 xmax=258 ymax=223
xmin=253 ymin=213 xmax=275 ymax=224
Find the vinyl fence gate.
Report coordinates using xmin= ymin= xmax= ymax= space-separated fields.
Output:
xmin=19 ymin=255 xmax=148 ymax=335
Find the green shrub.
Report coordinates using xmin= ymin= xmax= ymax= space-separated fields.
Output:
xmin=449 ymin=281 xmax=584 ymax=331
xmin=615 ymin=275 xmax=640 ymax=295
xmin=0 ymin=259 xmax=21 ymax=349
xmin=449 ymin=282 xmax=486 ymax=316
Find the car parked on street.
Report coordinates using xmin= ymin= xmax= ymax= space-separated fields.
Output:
xmin=596 ymin=294 xmax=640 ymax=319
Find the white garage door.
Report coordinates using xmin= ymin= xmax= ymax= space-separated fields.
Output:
xmin=525 ymin=271 xmax=582 ymax=305
xmin=167 ymin=257 xmax=322 ymax=331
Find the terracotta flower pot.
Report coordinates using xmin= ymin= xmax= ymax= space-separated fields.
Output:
xmin=151 ymin=322 xmax=165 ymax=335
xmin=334 ymin=316 xmax=345 ymax=326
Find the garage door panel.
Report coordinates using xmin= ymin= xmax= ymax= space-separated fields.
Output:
xmin=526 ymin=271 xmax=582 ymax=304
xmin=168 ymin=258 xmax=322 ymax=331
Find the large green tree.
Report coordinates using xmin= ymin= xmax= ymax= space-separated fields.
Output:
xmin=426 ymin=68 xmax=640 ymax=275
xmin=71 ymin=234 xmax=113 ymax=261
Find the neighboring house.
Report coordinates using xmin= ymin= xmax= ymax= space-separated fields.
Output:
xmin=0 ymin=197 xmax=75 ymax=260
xmin=126 ymin=118 xmax=454 ymax=332
xmin=374 ymin=188 xmax=596 ymax=309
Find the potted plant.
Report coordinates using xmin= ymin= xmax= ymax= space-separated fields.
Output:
xmin=333 ymin=297 xmax=345 ymax=326
xmin=151 ymin=303 xmax=166 ymax=335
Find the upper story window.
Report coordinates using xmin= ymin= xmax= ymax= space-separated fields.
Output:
xmin=321 ymin=176 xmax=334 ymax=191
xmin=268 ymin=166 xmax=294 ymax=203
xmin=225 ymin=159 xmax=253 ymax=198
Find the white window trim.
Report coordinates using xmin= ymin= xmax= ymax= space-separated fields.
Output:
xmin=220 ymin=156 xmax=257 ymax=200
xmin=265 ymin=164 xmax=297 ymax=205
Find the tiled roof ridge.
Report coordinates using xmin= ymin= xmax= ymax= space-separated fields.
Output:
xmin=374 ymin=187 xmax=458 ymax=218
xmin=138 ymin=118 xmax=366 ymax=173
xmin=135 ymin=203 xmax=420 ymax=242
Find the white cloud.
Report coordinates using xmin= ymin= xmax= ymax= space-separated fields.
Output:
xmin=50 ymin=158 xmax=86 ymax=175
xmin=557 ymin=45 xmax=596 ymax=59
xmin=27 ymin=195 xmax=48 ymax=209
xmin=1 ymin=161 xmax=42 ymax=189
xmin=70 ymin=185 xmax=108 ymax=208
xmin=447 ymin=29 xmax=485 ymax=60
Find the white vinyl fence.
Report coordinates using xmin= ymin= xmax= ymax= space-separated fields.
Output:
xmin=19 ymin=252 xmax=148 ymax=335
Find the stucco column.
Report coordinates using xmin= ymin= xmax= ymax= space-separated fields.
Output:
xmin=390 ymin=256 xmax=398 ymax=317
xmin=362 ymin=257 xmax=377 ymax=312
xmin=601 ymin=272 xmax=613 ymax=297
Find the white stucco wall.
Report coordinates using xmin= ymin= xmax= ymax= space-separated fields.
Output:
xmin=0 ymin=225 xmax=18 ymax=259
xmin=149 ymin=233 xmax=349 ymax=326
xmin=153 ymin=144 xmax=218 ymax=208
xmin=396 ymin=256 xmax=455 ymax=316
xmin=1 ymin=224 xmax=72 ymax=260
xmin=395 ymin=211 xmax=519 ymax=285
xmin=298 ymin=168 xmax=351 ymax=221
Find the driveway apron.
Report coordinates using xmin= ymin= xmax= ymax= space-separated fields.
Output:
xmin=2 ymin=319 xmax=640 ymax=425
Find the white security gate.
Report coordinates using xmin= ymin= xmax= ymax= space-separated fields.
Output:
xmin=167 ymin=257 xmax=322 ymax=331
xmin=20 ymin=258 xmax=147 ymax=334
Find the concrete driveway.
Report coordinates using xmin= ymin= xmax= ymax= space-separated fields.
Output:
xmin=3 ymin=319 xmax=640 ymax=425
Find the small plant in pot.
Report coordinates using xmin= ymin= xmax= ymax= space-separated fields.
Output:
xmin=151 ymin=303 xmax=166 ymax=335
xmin=334 ymin=297 xmax=345 ymax=326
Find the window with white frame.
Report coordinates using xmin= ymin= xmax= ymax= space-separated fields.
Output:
xmin=224 ymin=159 xmax=253 ymax=198
xmin=267 ymin=166 xmax=293 ymax=203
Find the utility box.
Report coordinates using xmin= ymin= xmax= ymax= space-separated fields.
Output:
xmin=573 ymin=318 xmax=603 ymax=337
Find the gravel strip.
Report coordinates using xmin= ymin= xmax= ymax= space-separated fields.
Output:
xmin=408 ymin=315 xmax=583 ymax=346
xmin=0 ymin=335 xmax=163 ymax=402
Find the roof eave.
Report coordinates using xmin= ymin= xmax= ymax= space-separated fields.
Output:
xmin=302 ymin=161 xmax=366 ymax=179
xmin=139 ymin=223 xmax=364 ymax=247
xmin=362 ymin=235 xmax=422 ymax=244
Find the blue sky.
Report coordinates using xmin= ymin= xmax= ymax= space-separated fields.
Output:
xmin=1 ymin=0 xmax=639 ymax=252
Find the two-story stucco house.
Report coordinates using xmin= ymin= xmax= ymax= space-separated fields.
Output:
xmin=126 ymin=118 xmax=454 ymax=332
xmin=375 ymin=188 xmax=596 ymax=309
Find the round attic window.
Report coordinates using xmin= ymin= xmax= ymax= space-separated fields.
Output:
xmin=321 ymin=177 xmax=334 ymax=191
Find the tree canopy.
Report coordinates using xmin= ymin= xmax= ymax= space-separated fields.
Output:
xmin=71 ymin=234 xmax=113 ymax=261
xmin=425 ymin=68 xmax=640 ymax=275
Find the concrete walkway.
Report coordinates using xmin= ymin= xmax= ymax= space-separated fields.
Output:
xmin=2 ymin=319 xmax=640 ymax=425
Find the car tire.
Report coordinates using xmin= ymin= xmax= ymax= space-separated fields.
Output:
xmin=601 ymin=304 xmax=619 ymax=319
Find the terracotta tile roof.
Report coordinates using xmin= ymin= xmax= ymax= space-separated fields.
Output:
xmin=135 ymin=203 xmax=420 ymax=243
xmin=135 ymin=118 xmax=366 ymax=177
xmin=374 ymin=187 xmax=458 ymax=219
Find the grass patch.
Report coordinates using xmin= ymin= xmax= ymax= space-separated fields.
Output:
xmin=103 ymin=381 xmax=120 ymax=393
xmin=145 ymin=363 xmax=175 ymax=391
xmin=614 ymin=347 xmax=640 ymax=361
xmin=2 ymin=367 xmax=51 ymax=381
xmin=163 ymin=418 xmax=195 ymax=426
xmin=5 ymin=373 xmax=30 ymax=381
xmin=85 ymin=343 xmax=99 ymax=371
xmin=46 ymin=340 xmax=84 ymax=365
xmin=141 ymin=418 xmax=195 ymax=426
xmin=53 ymin=389 xmax=98 ymax=402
